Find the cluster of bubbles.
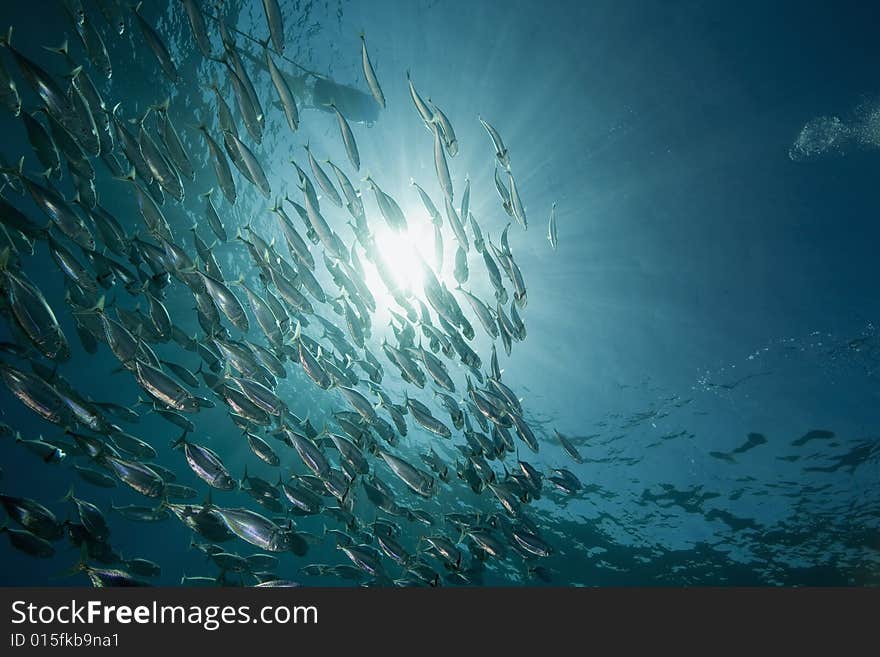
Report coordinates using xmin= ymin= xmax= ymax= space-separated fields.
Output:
xmin=789 ymin=98 xmax=880 ymax=161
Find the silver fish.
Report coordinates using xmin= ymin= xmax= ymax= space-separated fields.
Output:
xmin=139 ymin=123 xmax=184 ymax=202
xmin=454 ymin=245 xmax=469 ymax=285
xmin=406 ymin=397 xmax=452 ymax=439
xmin=181 ymin=0 xmax=213 ymax=58
xmin=246 ymin=432 xmax=280 ymax=466
xmin=63 ymin=486 xmax=110 ymax=541
xmin=223 ymin=130 xmax=271 ymax=199
xmin=411 ymin=180 xmax=442 ymax=225
xmin=198 ymin=272 xmax=249 ymax=333
xmin=2 ymin=526 xmax=55 ymax=557
xmin=305 ymin=144 xmax=342 ymax=207
xmin=265 ymin=48 xmax=298 ymax=130
xmin=112 ymin=108 xmax=153 ymax=183
xmin=433 ymin=223 xmax=444 ymax=270
xmin=326 ymin=160 xmax=363 ymax=219
xmin=95 ymin=0 xmax=125 ymax=35
xmin=366 ymin=176 xmax=407 ymax=231
xmin=88 ymin=205 xmax=127 ymax=256
xmin=510 ymin=412 xmax=538 ymax=453
xmin=429 ymin=99 xmax=458 ymax=156
xmin=547 ymin=202 xmax=558 ymax=249
xmin=16 ymin=435 xmax=66 ymax=464
xmin=287 ymin=429 xmax=330 ymax=478
xmin=360 ymin=33 xmax=385 ymax=109
xmin=1 ymin=261 xmax=70 ymax=360
xmin=200 ymin=189 xmax=227 ymax=241
xmin=47 ymin=234 xmax=97 ymax=293
xmin=445 ymin=195 xmax=469 ymax=251
xmin=20 ymin=112 xmax=60 ymax=175
xmin=153 ymin=99 xmax=194 ymax=180
xmin=378 ymin=449 xmax=435 ymax=498
xmin=508 ymin=171 xmax=527 ymax=229
xmin=80 ymin=13 xmax=112 ymax=79
xmin=479 ymin=115 xmax=510 ymax=168
xmin=331 ymin=103 xmax=360 ymax=170
xmin=457 ymin=287 xmax=498 ymax=338
xmin=224 ymin=61 xmax=262 ymax=144
xmin=339 ymin=544 xmax=385 ymax=576
xmin=0 ymin=28 xmax=72 ymax=119
xmin=171 ymin=433 xmax=236 ymax=490
xmin=134 ymin=360 xmax=201 ymax=413
xmin=554 ymin=429 xmax=583 ymax=463
xmin=0 ymin=51 xmax=21 ymax=116
xmin=406 ymin=70 xmax=433 ymax=127
xmin=212 ymin=506 xmax=298 ymax=553
xmin=0 ymin=495 xmax=63 ymax=539
xmin=103 ymin=456 xmax=164 ymax=497
xmin=12 ymin=168 xmax=95 ymax=250
xmin=420 ymin=347 xmax=455 ymax=392
xmin=433 ymin=122 xmax=453 ymax=202
xmin=209 ymin=80 xmax=238 ymax=136
xmin=469 ymin=212 xmax=485 ymax=253
xmin=133 ymin=3 xmax=177 ymax=81
xmin=338 ymin=386 xmax=377 ymax=424
xmin=261 ymin=0 xmax=285 ymax=53
xmin=198 ymin=125 xmax=236 ymax=205
xmin=238 ymin=282 xmax=282 ymax=347
xmin=73 ymin=465 xmax=117 ymax=488
xmin=232 ymin=376 xmax=287 ymax=417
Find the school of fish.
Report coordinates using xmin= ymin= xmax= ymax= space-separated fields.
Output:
xmin=0 ymin=0 xmax=574 ymax=587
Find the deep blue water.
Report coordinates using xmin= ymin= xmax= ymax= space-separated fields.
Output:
xmin=0 ymin=0 xmax=877 ymax=586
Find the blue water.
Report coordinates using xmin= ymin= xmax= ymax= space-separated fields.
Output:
xmin=0 ymin=0 xmax=877 ymax=586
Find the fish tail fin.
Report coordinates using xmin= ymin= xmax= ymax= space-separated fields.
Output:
xmin=0 ymin=26 xmax=12 ymax=48
xmin=38 ymin=166 xmax=55 ymax=183
xmin=0 ymin=155 xmax=24 ymax=179
xmin=43 ymin=36 xmax=69 ymax=58
xmin=199 ymin=187 xmax=214 ymax=199
xmin=134 ymin=396 xmax=154 ymax=410
xmin=56 ymin=544 xmax=90 ymax=580
xmin=60 ymin=484 xmax=75 ymax=503
xmin=129 ymin=107 xmax=151 ymax=127
xmin=169 ymin=430 xmax=188 ymax=450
